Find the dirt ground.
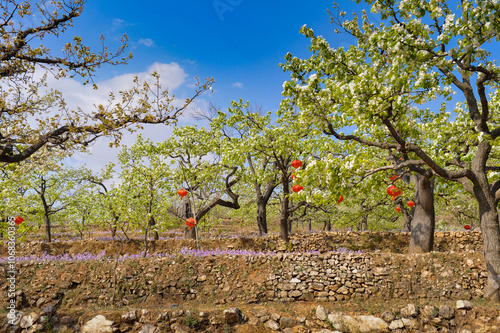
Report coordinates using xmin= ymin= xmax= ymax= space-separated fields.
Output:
xmin=2 ymin=228 xmax=498 ymax=332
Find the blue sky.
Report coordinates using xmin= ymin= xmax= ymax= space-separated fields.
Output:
xmin=59 ymin=1 xmax=369 ymax=170
xmin=70 ymin=0 xmax=365 ymax=111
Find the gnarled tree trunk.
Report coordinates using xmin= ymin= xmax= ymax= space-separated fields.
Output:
xmin=475 ymin=185 xmax=500 ymax=301
xmin=408 ymin=174 xmax=435 ymax=254
xmin=256 ymin=202 xmax=268 ymax=235
xmin=280 ymin=172 xmax=290 ymax=242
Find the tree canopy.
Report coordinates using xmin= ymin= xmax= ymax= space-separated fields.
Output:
xmin=0 ymin=0 xmax=212 ymax=163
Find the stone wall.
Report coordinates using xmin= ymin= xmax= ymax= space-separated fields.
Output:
xmin=262 ymin=251 xmax=486 ymax=303
xmin=4 ymin=249 xmax=487 ymax=311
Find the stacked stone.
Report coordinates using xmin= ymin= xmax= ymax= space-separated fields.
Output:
xmin=5 ymin=300 xmax=487 ymax=333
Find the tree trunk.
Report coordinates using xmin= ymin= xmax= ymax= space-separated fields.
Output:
xmin=325 ymin=219 xmax=332 ymax=231
xmin=401 ymin=205 xmax=412 ymax=232
xmin=358 ymin=214 xmax=368 ymax=231
xmin=475 ymin=189 xmax=500 ymax=301
xmin=183 ymin=198 xmax=196 ymax=240
xmin=111 ymin=225 xmax=117 ymax=240
xmin=256 ymin=201 xmax=268 ymax=235
xmin=150 ymin=217 xmax=159 ymax=240
xmin=307 ymin=220 xmax=312 ymax=232
xmin=408 ymin=175 xmax=435 ymax=254
xmin=280 ymin=173 xmax=290 ymax=242
xmin=143 ymin=225 xmax=149 ymax=257
xmin=44 ymin=214 xmax=51 ymax=243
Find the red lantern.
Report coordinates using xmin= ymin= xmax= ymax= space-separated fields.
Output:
xmin=178 ymin=189 xmax=188 ymax=197
xmin=186 ymin=218 xmax=196 ymax=230
xmin=396 ymin=207 xmax=401 ymax=213
xmin=337 ymin=196 xmax=344 ymax=204
xmin=464 ymin=225 xmax=471 ymax=230
xmin=291 ymin=160 xmax=302 ymax=169
xmin=390 ymin=175 xmax=399 ymax=181
xmin=292 ymin=185 xmax=303 ymax=193
xmin=386 ymin=186 xmax=401 ymax=200
xmin=13 ymin=216 xmax=23 ymax=225
xmin=407 ymin=201 xmax=415 ymax=208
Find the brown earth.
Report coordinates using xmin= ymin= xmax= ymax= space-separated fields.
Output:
xmin=2 ymin=230 xmax=498 ymax=332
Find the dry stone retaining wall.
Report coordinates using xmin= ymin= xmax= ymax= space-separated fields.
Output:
xmin=3 ymin=250 xmax=487 ymax=310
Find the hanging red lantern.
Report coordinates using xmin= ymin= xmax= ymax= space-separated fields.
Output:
xmin=390 ymin=175 xmax=399 ymax=181
xmin=464 ymin=225 xmax=471 ymax=230
xmin=337 ymin=196 xmax=344 ymax=204
xmin=292 ymin=185 xmax=303 ymax=193
xmin=386 ymin=186 xmax=401 ymax=200
xmin=178 ymin=189 xmax=188 ymax=197
xmin=407 ymin=201 xmax=415 ymax=208
xmin=396 ymin=207 xmax=401 ymax=213
xmin=13 ymin=216 xmax=24 ymax=225
xmin=291 ymin=160 xmax=302 ymax=169
xmin=186 ymin=218 xmax=196 ymax=230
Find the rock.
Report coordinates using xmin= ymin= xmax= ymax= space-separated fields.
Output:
xmin=157 ymin=312 xmax=169 ymax=321
xmin=256 ymin=309 xmax=268 ymax=317
xmin=354 ymin=315 xmax=389 ymax=333
xmin=388 ymin=319 xmax=404 ymax=330
xmin=289 ymin=290 xmax=303 ymax=297
xmin=24 ymin=323 xmax=44 ymax=333
xmin=224 ymin=308 xmax=245 ymax=325
xmin=327 ymin=313 xmax=346 ymax=331
xmin=456 ymin=300 xmax=473 ymax=310
xmin=199 ymin=311 xmax=209 ymax=318
xmin=20 ymin=312 xmax=40 ymax=328
xmin=41 ymin=304 xmax=55 ymax=316
xmin=139 ymin=323 xmax=159 ymax=333
xmin=59 ymin=316 xmax=74 ymax=325
xmin=209 ymin=315 xmax=222 ymax=325
xmin=248 ymin=318 xmax=259 ymax=326
xmin=439 ymin=305 xmax=455 ymax=319
xmin=122 ymin=310 xmax=138 ymax=322
xmin=316 ymin=305 xmax=328 ymax=321
xmin=36 ymin=297 xmax=47 ymax=308
xmin=292 ymin=325 xmax=315 ymax=333
xmin=380 ymin=310 xmax=395 ymax=323
xmin=422 ymin=305 xmax=439 ymax=319
xmin=327 ymin=314 xmax=388 ymax=333
xmin=172 ymin=310 xmax=184 ymax=317
xmin=290 ymin=278 xmax=301 ymax=283
xmin=401 ymin=304 xmax=419 ymax=317
xmin=311 ymin=283 xmax=324 ymax=291
xmin=9 ymin=311 xmax=24 ymax=326
xmin=337 ymin=286 xmax=349 ymax=294
xmin=264 ymin=319 xmax=280 ymax=331
xmin=280 ymin=317 xmax=298 ymax=328
xmin=271 ymin=313 xmax=281 ymax=322
xmin=82 ymin=315 xmax=117 ymax=333
xmin=53 ymin=325 xmax=74 ymax=333
xmin=170 ymin=323 xmax=189 ymax=333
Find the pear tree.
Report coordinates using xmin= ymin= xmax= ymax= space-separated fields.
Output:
xmin=159 ymin=125 xmax=242 ymax=242
xmin=117 ymin=135 xmax=172 ymax=255
xmin=0 ymin=0 xmax=212 ymax=164
xmin=281 ymin=0 xmax=500 ymax=300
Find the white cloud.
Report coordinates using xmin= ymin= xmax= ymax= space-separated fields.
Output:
xmin=232 ymin=82 xmax=244 ymax=88
xmin=40 ymin=62 xmax=204 ymax=175
xmin=138 ymin=38 xmax=155 ymax=47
